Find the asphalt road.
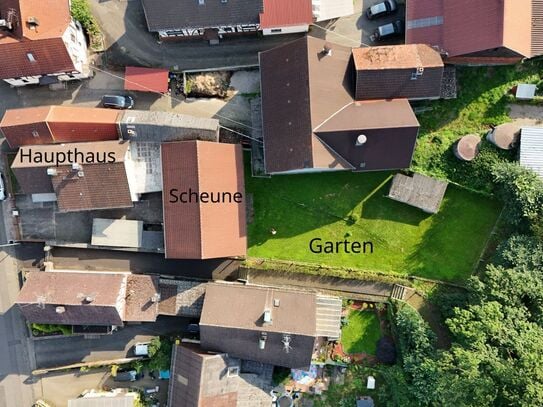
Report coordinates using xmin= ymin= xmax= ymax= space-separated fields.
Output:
xmin=34 ymin=316 xmax=188 ymax=369
xmin=90 ymin=0 xmax=304 ymax=69
xmin=0 ymin=243 xmax=42 ymax=406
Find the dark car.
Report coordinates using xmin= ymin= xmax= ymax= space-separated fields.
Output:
xmin=101 ymin=95 xmax=134 ymax=109
xmin=371 ymin=20 xmax=404 ymax=41
xmin=114 ymin=369 xmax=143 ymax=382
xmin=366 ymin=0 xmax=397 ymax=20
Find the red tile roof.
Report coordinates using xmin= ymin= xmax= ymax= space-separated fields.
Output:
xmin=0 ymin=106 xmax=120 ymax=148
xmin=124 ymin=66 xmax=170 ymax=93
xmin=161 ymin=141 xmax=247 ymax=259
xmin=406 ymin=0 xmax=535 ymax=59
xmin=0 ymin=0 xmax=75 ymax=78
xmin=259 ymin=0 xmax=313 ymax=29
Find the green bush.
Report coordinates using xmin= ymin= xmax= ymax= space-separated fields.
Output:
xmin=147 ymin=337 xmax=173 ymax=371
xmin=31 ymin=323 xmax=72 ymax=336
xmin=71 ymin=0 xmax=100 ymax=36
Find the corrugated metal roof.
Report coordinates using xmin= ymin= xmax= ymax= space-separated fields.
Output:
xmin=520 ymin=127 xmax=543 ymax=178
xmin=533 ymin=0 xmax=543 ymax=56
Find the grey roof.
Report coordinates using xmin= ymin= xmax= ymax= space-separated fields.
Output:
xmin=388 ymin=173 xmax=448 ymax=214
xmin=120 ymin=110 xmax=219 ymax=142
xmin=141 ymin=0 xmax=263 ymax=32
xmin=168 ymin=343 xmax=272 ymax=407
xmin=315 ymin=295 xmax=342 ymax=340
xmin=520 ymin=127 xmax=543 ymax=179
xmin=199 ymin=283 xmax=319 ymax=369
xmin=68 ymin=395 xmax=136 ymax=407
xmin=158 ymin=279 xmax=206 ymax=317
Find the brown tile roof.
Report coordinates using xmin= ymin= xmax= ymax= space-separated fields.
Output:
xmin=52 ymin=163 xmax=133 ymax=212
xmin=161 ymin=141 xmax=247 ymax=259
xmin=353 ymin=45 xmax=443 ymax=100
xmin=124 ymin=275 xmax=160 ymax=322
xmin=168 ymin=343 xmax=272 ymax=407
xmin=0 ymin=0 xmax=75 ymax=78
xmin=16 ymin=271 xmax=126 ymax=326
xmin=0 ymin=106 xmax=120 ymax=148
xmin=259 ymin=37 xmax=421 ymax=173
xmin=12 ymin=140 xmax=130 ymax=169
xmin=124 ymin=66 xmax=169 ymax=93
xmin=352 ymin=44 xmax=443 ymax=70
xmin=199 ymin=283 xmax=317 ymax=368
xmin=0 ymin=106 xmax=53 ymax=147
xmin=315 ymin=100 xmax=420 ymax=171
xmin=406 ymin=0 xmax=536 ymax=59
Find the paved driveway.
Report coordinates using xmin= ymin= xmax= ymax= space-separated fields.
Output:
xmin=34 ymin=316 xmax=188 ymax=369
xmin=90 ymin=0 xmax=303 ymax=69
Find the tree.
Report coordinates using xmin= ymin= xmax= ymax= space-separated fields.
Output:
xmin=491 ymin=162 xmax=543 ymax=238
xmin=495 ymin=234 xmax=543 ymax=270
xmin=147 ymin=337 xmax=173 ymax=372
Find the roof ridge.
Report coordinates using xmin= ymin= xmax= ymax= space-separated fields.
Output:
xmin=195 ymin=141 xmax=205 ymax=258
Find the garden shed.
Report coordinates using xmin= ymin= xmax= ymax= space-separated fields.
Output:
xmin=388 ymin=173 xmax=448 ymax=214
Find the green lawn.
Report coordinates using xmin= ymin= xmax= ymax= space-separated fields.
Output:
xmin=246 ymin=169 xmax=502 ymax=282
xmin=341 ymin=310 xmax=381 ymax=355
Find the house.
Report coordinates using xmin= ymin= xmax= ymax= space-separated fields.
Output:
xmin=141 ymin=0 xmax=263 ymax=40
xmin=0 ymin=0 xmax=89 ymax=86
xmin=124 ymin=66 xmax=170 ymax=93
xmin=141 ymin=0 xmax=325 ymax=40
xmin=0 ymin=106 xmax=120 ymax=148
xmin=11 ymin=140 xmax=135 ymax=211
xmin=519 ymin=127 xmax=543 ymax=179
xmin=259 ymin=0 xmax=313 ymax=35
xmin=199 ymin=283 xmax=342 ymax=369
xmin=161 ymin=140 xmax=247 ymax=259
xmin=16 ymin=271 xmax=160 ymax=327
xmin=168 ymin=342 xmax=273 ymax=407
xmin=405 ymin=0 xmax=543 ymax=65
xmin=259 ymin=36 xmax=420 ymax=175
xmin=353 ymin=44 xmax=444 ymax=100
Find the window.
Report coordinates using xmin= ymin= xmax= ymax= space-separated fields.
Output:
xmin=27 ymin=53 xmax=36 ymax=62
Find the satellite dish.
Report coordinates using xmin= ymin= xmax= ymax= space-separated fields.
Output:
xmin=356 ymin=134 xmax=367 ymax=146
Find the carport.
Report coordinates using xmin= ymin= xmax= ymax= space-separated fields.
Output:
xmin=124 ymin=66 xmax=170 ymax=93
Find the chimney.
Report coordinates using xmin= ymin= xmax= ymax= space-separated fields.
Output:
xmin=46 ymin=168 xmax=58 ymax=176
xmin=55 ymin=306 xmax=65 ymax=314
xmin=321 ymin=45 xmax=332 ymax=57
xmin=82 ymin=295 xmax=95 ymax=304
xmin=151 ymin=293 xmax=161 ymax=303
xmin=72 ymin=163 xmax=82 ymax=171
xmin=263 ymin=309 xmax=272 ymax=324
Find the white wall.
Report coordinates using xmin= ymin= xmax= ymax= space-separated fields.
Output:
xmin=262 ymin=24 xmax=309 ymax=36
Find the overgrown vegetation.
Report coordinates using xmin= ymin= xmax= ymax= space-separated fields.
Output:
xmin=31 ymin=323 xmax=72 ymax=336
xmin=413 ymin=61 xmax=542 ymax=193
xmin=70 ymin=0 xmax=101 ymax=49
xmin=147 ymin=337 xmax=173 ymax=372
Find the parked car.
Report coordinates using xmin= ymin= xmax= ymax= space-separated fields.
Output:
xmin=366 ymin=0 xmax=397 ymax=19
xmin=134 ymin=342 xmax=150 ymax=356
xmin=0 ymin=173 xmax=6 ymax=201
xmin=144 ymin=386 xmax=160 ymax=394
xmin=371 ymin=20 xmax=404 ymax=41
xmin=114 ymin=369 xmax=143 ymax=382
xmin=101 ymin=95 xmax=134 ymax=109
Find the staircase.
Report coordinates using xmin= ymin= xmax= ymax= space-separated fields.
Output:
xmin=390 ymin=284 xmax=407 ymax=301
